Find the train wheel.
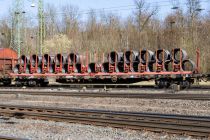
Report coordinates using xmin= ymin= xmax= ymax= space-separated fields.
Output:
xmin=111 ymin=76 xmax=117 ymax=83
xmin=28 ymin=80 xmax=37 ymax=87
xmin=156 ymin=80 xmax=164 ymax=88
xmin=39 ymin=79 xmax=49 ymax=87
xmin=165 ymin=81 xmax=171 ymax=88
xmin=40 ymin=82 xmax=49 ymax=87
xmin=156 ymin=80 xmax=171 ymax=89
xmin=16 ymin=81 xmax=23 ymax=87
xmin=3 ymin=81 xmax=11 ymax=86
xmin=180 ymin=80 xmax=190 ymax=89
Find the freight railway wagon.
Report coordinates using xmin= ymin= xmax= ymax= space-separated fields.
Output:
xmin=0 ymin=48 xmax=18 ymax=85
xmin=9 ymin=48 xmax=203 ymax=88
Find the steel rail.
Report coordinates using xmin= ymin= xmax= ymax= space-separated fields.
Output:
xmin=0 ymin=105 xmax=210 ymax=137
xmin=0 ymin=89 xmax=210 ymax=100
xmin=0 ymin=84 xmax=156 ymax=89
xmin=0 ymin=84 xmax=210 ymax=90
xmin=0 ymin=136 xmax=28 ymax=140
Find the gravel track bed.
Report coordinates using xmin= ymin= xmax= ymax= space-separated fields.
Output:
xmin=0 ymin=94 xmax=210 ymax=116
xmin=0 ymin=116 xmax=204 ymax=140
xmin=1 ymin=88 xmax=210 ymax=94
xmin=0 ymin=93 xmax=209 ymax=139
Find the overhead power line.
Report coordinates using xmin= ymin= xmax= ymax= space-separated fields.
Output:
xmin=27 ymin=0 xmax=210 ymax=19
xmin=0 ymin=0 xmax=209 ymax=22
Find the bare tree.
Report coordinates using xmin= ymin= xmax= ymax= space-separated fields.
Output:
xmin=1 ymin=1 xmax=210 ymax=72
xmin=134 ymin=0 xmax=158 ymax=32
xmin=186 ymin=0 xmax=201 ymax=25
xmin=0 ymin=19 xmax=11 ymax=48
xmin=45 ymin=4 xmax=59 ymax=38
xmin=61 ymin=4 xmax=80 ymax=38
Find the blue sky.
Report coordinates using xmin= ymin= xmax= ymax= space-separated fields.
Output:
xmin=0 ymin=0 xmax=209 ymax=21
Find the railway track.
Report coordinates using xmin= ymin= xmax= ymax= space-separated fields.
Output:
xmin=0 ymin=136 xmax=28 ymax=140
xmin=0 ymin=84 xmax=155 ymax=90
xmin=1 ymin=83 xmax=210 ymax=90
xmin=0 ymin=89 xmax=210 ymax=100
xmin=0 ymin=104 xmax=210 ymax=137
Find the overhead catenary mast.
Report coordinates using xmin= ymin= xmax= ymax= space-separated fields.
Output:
xmin=38 ymin=0 xmax=45 ymax=55
xmin=11 ymin=0 xmax=25 ymax=57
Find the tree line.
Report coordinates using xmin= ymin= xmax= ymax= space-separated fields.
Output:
xmin=0 ymin=0 xmax=210 ymax=72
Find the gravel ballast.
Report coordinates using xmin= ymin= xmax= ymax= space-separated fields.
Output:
xmin=0 ymin=94 xmax=210 ymax=116
xmin=0 ymin=116 xmax=204 ymax=140
xmin=0 ymin=90 xmax=210 ymax=139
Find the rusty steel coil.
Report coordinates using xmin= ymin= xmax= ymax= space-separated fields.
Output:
xmin=124 ymin=50 xmax=140 ymax=64
xmin=88 ymin=63 xmax=100 ymax=73
xmin=140 ymin=49 xmax=155 ymax=64
xmin=13 ymin=64 xmax=20 ymax=73
xmin=43 ymin=54 xmax=53 ymax=65
xmin=108 ymin=51 xmax=124 ymax=64
xmin=75 ymin=63 xmax=82 ymax=73
xmin=49 ymin=64 xmax=55 ymax=73
xmin=25 ymin=64 xmax=30 ymax=73
xmin=116 ymin=61 xmax=124 ymax=72
xmin=132 ymin=62 xmax=140 ymax=72
xmin=67 ymin=53 xmax=81 ymax=64
xmin=173 ymin=48 xmax=188 ymax=63
xmin=19 ymin=55 xmax=29 ymax=66
xmin=165 ymin=61 xmax=174 ymax=72
xmin=182 ymin=59 xmax=196 ymax=71
xmin=37 ymin=65 xmax=42 ymax=73
xmin=54 ymin=53 xmax=65 ymax=66
xmin=156 ymin=49 xmax=171 ymax=64
xmin=102 ymin=62 xmax=110 ymax=73
xmin=30 ymin=54 xmax=42 ymax=66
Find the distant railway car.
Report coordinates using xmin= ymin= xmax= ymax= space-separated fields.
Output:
xmin=0 ymin=48 xmax=18 ymax=85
